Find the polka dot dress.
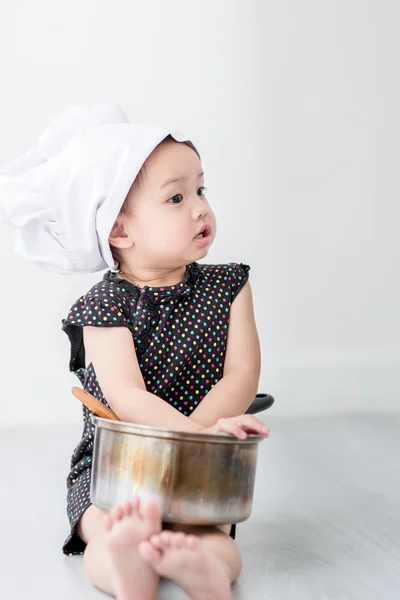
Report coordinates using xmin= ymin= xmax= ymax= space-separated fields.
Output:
xmin=61 ymin=261 xmax=250 ymax=555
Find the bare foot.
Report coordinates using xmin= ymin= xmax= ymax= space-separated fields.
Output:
xmin=104 ymin=497 xmax=162 ymax=600
xmin=138 ymin=530 xmax=231 ymax=600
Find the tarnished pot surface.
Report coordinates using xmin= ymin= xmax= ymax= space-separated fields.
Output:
xmin=90 ymin=416 xmax=263 ymax=525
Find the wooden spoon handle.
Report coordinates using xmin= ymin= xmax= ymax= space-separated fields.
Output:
xmin=72 ymin=387 xmax=120 ymax=421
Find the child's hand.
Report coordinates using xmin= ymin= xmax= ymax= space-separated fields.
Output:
xmin=200 ymin=415 xmax=270 ymax=440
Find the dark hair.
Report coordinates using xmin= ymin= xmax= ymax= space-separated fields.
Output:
xmin=110 ymin=136 xmax=199 ymax=268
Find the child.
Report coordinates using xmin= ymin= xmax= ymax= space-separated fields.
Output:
xmin=0 ymin=104 xmax=269 ymax=600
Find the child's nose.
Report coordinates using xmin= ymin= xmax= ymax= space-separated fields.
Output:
xmin=191 ymin=198 xmax=209 ymax=220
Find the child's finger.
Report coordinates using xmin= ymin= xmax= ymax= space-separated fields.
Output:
xmin=215 ymin=419 xmax=244 ymax=438
xmin=241 ymin=423 xmax=270 ymax=437
xmin=234 ymin=422 xmax=247 ymax=439
xmin=214 ymin=417 xmax=269 ymax=439
xmin=216 ymin=421 xmax=236 ymax=436
xmin=238 ymin=415 xmax=270 ymax=436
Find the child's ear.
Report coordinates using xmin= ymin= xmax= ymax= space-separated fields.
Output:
xmin=108 ymin=218 xmax=134 ymax=249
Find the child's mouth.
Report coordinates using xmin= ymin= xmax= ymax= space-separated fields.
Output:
xmin=193 ymin=227 xmax=211 ymax=246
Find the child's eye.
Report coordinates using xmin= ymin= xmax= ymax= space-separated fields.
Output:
xmin=198 ymin=186 xmax=207 ymax=197
xmin=167 ymin=194 xmax=183 ymax=204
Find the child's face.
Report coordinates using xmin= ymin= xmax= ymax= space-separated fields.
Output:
xmin=111 ymin=139 xmax=216 ymax=268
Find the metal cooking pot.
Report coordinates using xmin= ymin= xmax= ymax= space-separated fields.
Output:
xmin=90 ymin=415 xmax=264 ymax=525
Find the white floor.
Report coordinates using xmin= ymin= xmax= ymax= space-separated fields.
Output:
xmin=1 ymin=412 xmax=399 ymax=599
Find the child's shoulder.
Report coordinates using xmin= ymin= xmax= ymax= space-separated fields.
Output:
xmin=62 ymin=272 xmax=132 ymax=328
xmin=198 ymin=262 xmax=250 ymax=278
xmin=71 ymin=272 xmax=127 ymax=305
xmin=197 ymin=262 xmax=250 ymax=301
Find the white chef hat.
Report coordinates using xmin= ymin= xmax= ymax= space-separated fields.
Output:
xmin=0 ymin=104 xmax=193 ymax=274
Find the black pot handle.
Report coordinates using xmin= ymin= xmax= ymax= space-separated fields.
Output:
xmin=245 ymin=393 xmax=275 ymax=415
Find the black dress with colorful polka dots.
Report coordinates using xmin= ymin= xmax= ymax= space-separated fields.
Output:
xmin=61 ymin=261 xmax=250 ymax=555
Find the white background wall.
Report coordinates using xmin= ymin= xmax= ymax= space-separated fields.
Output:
xmin=0 ymin=0 xmax=398 ymax=427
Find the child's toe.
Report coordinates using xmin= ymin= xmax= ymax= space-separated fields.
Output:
xmin=149 ymin=533 xmax=165 ymax=548
xmin=159 ymin=531 xmax=174 ymax=546
xmin=123 ymin=500 xmax=133 ymax=516
xmin=103 ymin=513 xmax=112 ymax=531
xmin=110 ymin=504 xmax=123 ymax=521
xmin=139 ymin=498 xmax=161 ymax=522
xmin=172 ymin=532 xmax=186 ymax=548
xmin=138 ymin=540 xmax=162 ymax=564
xmin=186 ymin=534 xmax=200 ymax=549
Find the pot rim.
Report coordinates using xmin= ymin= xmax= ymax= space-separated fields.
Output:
xmin=90 ymin=415 xmax=264 ymax=444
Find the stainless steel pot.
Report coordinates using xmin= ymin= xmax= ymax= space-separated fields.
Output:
xmin=90 ymin=416 xmax=264 ymax=525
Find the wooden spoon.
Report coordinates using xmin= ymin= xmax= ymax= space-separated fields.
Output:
xmin=72 ymin=387 xmax=120 ymax=421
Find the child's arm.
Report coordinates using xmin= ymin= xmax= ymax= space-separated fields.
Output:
xmin=188 ymin=281 xmax=261 ymax=428
xmin=83 ymin=326 xmax=204 ymax=432
xmin=82 ymin=279 xmax=260 ymax=432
